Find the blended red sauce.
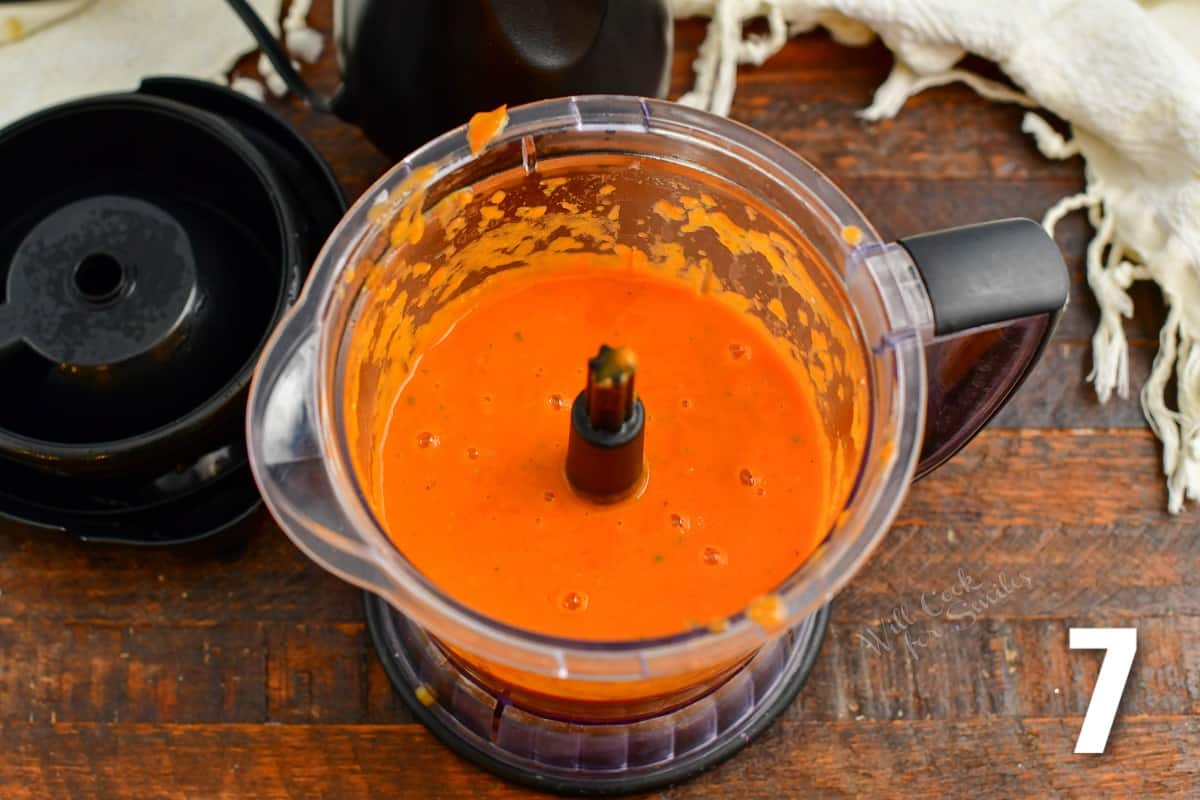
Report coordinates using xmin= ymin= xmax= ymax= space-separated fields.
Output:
xmin=378 ymin=255 xmax=832 ymax=640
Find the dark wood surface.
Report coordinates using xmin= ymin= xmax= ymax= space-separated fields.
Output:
xmin=1 ymin=5 xmax=1191 ymax=798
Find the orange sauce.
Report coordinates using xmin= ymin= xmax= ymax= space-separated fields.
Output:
xmin=378 ymin=255 xmax=832 ymax=640
xmin=466 ymin=105 xmax=508 ymax=155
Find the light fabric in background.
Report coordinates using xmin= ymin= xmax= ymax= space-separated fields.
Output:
xmin=0 ymin=0 xmax=92 ymax=44
xmin=0 ymin=0 xmax=282 ymax=125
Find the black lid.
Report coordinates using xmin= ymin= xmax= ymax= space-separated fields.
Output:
xmin=0 ymin=78 xmax=345 ymax=546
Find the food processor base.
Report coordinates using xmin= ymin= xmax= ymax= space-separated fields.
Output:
xmin=364 ymin=594 xmax=830 ymax=795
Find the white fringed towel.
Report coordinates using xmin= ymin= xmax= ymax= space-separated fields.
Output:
xmin=672 ymin=0 xmax=1200 ymax=512
xmin=0 ymin=0 xmax=286 ymax=127
xmin=0 ymin=0 xmax=92 ymax=44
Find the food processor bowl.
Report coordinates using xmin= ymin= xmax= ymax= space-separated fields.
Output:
xmin=248 ymin=96 xmax=1066 ymax=792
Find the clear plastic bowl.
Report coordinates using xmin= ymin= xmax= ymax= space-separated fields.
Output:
xmin=247 ymin=96 xmax=1057 ymax=717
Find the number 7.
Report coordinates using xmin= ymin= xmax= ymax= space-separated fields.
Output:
xmin=1070 ymin=628 xmax=1137 ymax=754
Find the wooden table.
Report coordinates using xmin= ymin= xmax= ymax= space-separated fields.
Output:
xmin=3 ymin=6 xmax=1193 ymax=798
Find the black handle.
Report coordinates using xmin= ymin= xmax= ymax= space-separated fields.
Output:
xmin=899 ymin=218 xmax=1069 ymax=336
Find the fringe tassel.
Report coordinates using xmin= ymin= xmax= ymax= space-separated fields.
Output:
xmin=1143 ymin=307 xmax=1185 ymax=512
xmin=1143 ymin=302 xmax=1200 ymax=513
xmin=861 ymin=62 xmax=1035 ymax=120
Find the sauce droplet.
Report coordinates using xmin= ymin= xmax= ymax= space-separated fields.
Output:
xmin=467 ymin=105 xmax=509 ymax=155
xmin=417 ymin=432 xmax=440 ymax=448
xmin=548 ymin=394 xmax=566 ymax=410
xmin=747 ymin=594 xmax=787 ymax=629
xmin=702 ymin=546 xmax=728 ymax=566
xmin=729 ymin=343 xmax=748 ymax=360
xmin=414 ymin=685 xmax=438 ymax=707
xmin=561 ymin=591 xmax=589 ymax=611
xmin=466 ymin=447 xmax=480 ymax=460
xmin=544 ymin=491 xmax=556 ymax=502
xmin=670 ymin=513 xmax=689 ymax=529
xmin=739 ymin=468 xmax=756 ymax=487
